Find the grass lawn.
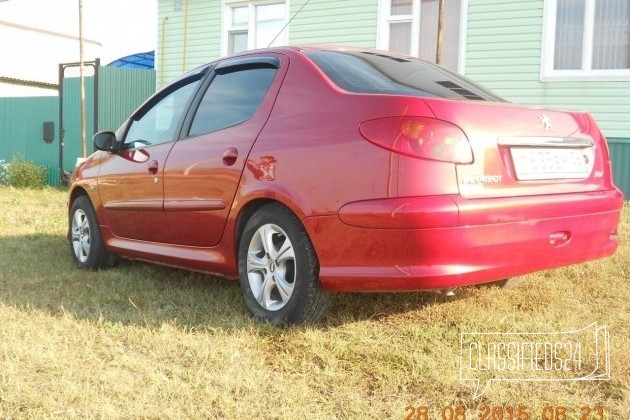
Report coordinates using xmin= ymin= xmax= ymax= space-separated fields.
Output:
xmin=0 ymin=186 xmax=628 ymax=419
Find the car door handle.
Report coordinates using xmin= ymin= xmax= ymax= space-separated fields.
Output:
xmin=148 ymin=160 xmax=159 ymax=175
xmin=222 ymin=148 xmax=238 ymax=166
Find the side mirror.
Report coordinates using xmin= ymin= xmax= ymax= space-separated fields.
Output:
xmin=93 ymin=131 xmax=121 ymax=152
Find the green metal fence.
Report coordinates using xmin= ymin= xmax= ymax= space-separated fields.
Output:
xmin=609 ymin=138 xmax=630 ymax=200
xmin=60 ymin=74 xmax=96 ymax=180
xmin=0 ymin=96 xmax=59 ymax=185
xmin=60 ymin=67 xmax=156 ymax=184
xmin=0 ymin=66 xmax=155 ymax=186
xmin=98 ymin=67 xmax=156 ymax=132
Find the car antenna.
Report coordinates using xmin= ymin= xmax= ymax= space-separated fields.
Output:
xmin=267 ymin=0 xmax=311 ymax=48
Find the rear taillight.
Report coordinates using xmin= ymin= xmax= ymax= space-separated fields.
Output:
xmin=359 ymin=116 xmax=473 ymax=164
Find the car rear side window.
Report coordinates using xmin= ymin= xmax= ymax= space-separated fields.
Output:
xmin=188 ymin=66 xmax=277 ymax=136
xmin=305 ymin=50 xmax=504 ymax=102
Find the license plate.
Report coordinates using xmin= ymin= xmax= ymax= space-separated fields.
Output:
xmin=510 ymin=147 xmax=589 ymax=180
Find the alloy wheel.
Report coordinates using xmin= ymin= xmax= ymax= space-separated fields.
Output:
xmin=246 ymin=223 xmax=296 ymax=311
xmin=71 ymin=209 xmax=90 ymax=263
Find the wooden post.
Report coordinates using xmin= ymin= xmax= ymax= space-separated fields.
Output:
xmin=79 ymin=0 xmax=87 ymax=158
xmin=436 ymin=0 xmax=445 ymax=65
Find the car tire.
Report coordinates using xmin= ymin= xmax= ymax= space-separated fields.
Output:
xmin=238 ymin=203 xmax=332 ymax=325
xmin=69 ymin=195 xmax=112 ymax=269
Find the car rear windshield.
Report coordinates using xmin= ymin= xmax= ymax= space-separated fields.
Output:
xmin=305 ymin=50 xmax=504 ymax=102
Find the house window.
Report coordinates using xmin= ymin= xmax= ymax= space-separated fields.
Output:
xmin=542 ymin=0 xmax=630 ymax=80
xmin=378 ymin=0 xmax=464 ymax=72
xmin=224 ymin=1 xmax=288 ymax=56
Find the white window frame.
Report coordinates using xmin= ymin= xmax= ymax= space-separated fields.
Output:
xmin=221 ymin=0 xmax=290 ymax=57
xmin=376 ymin=0 xmax=468 ymax=74
xmin=541 ymin=0 xmax=630 ymax=81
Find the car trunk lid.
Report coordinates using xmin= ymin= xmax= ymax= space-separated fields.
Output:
xmin=422 ymin=98 xmax=614 ymax=199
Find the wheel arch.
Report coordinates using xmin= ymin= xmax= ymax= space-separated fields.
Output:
xmin=233 ymin=197 xmax=309 ymax=260
xmin=68 ymin=182 xmax=103 ymax=217
xmin=234 ymin=198 xmax=278 ymax=258
xmin=68 ymin=185 xmax=89 ymax=207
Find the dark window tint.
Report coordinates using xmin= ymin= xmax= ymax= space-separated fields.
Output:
xmin=189 ymin=67 xmax=276 ymax=136
xmin=305 ymin=50 xmax=504 ymax=102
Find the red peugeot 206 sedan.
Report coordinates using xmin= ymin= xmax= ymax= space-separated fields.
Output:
xmin=68 ymin=46 xmax=624 ymax=324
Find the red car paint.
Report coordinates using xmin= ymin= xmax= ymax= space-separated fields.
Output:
xmin=69 ymin=46 xmax=623 ymax=292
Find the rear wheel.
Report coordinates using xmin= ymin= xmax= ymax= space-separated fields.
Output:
xmin=238 ymin=203 xmax=332 ymax=325
xmin=69 ymin=195 xmax=112 ymax=269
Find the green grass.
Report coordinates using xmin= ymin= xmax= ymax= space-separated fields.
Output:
xmin=0 ymin=186 xmax=628 ymax=419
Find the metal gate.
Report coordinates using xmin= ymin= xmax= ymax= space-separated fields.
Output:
xmin=0 ymin=65 xmax=155 ymax=186
xmin=58 ymin=60 xmax=99 ymax=184
xmin=57 ymin=62 xmax=157 ymax=185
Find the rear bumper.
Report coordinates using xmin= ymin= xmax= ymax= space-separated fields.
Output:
xmin=305 ymin=189 xmax=623 ymax=292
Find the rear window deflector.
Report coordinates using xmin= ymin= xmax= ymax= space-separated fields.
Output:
xmin=215 ymin=56 xmax=280 ymax=75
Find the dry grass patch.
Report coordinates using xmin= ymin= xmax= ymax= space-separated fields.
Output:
xmin=0 ymin=186 xmax=628 ymax=418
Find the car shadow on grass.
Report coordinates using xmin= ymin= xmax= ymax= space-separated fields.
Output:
xmin=0 ymin=233 xmax=465 ymax=331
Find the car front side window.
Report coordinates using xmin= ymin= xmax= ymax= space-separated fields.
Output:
xmin=125 ymin=79 xmax=200 ymax=148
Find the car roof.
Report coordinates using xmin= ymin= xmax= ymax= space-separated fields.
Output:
xmin=203 ymin=45 xmax=412 ymax=65
xmin=167 ymin=45 xmax=417 ymax=89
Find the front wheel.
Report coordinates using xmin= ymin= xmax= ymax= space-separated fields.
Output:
xmin=238 ymin=203 xmax=332 ymax=325
xmin=69 ymin=195 xmax=112 ymax=269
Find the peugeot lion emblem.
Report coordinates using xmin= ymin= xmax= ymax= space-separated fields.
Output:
xmin=539 ymin=114 xmax=554 ymax=132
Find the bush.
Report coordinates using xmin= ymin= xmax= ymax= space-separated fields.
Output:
xmin=0 ymin=159 xmax=9 ymax=185
xmin=4 ymin=157 xmax=48 ymax=189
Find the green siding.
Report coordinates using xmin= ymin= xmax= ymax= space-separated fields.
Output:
xmin=465 ymin=0 xmax=630 ymax=140
xmin=157 ymin=0 xmax=379 ymax=86
xmin=157 ymin=0 xmax=221 ymax=87
xmin=0 ymin=97 xmax=59 ymax=185
xmin=289 ymin=0 xmax=378 ymax=46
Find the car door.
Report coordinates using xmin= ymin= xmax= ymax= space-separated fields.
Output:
xmin=97 ymin=73 xmax=203 ymax=243
xmin=162 ymin=55 xmax=287 ymax=247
